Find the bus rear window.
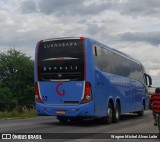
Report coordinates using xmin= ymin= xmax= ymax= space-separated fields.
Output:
xmin=38 ymin=39 xmax=84 ymax=81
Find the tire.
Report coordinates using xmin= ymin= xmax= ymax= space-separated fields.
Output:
xmin=157 ymin=115 xmax=160 ymax=137
xmin=137 ymin=104 xmax=144 ymax=116
xmin=102 ymin=102 xmax=113 ymax=124
xmin=57 ymin=116 xmax=68 ymax=123
xmin=113 ymin=102 xmax=120 ymax=123
xmin=157 ymin=115 xmax=160 ymax=131
xmin=69 ymin=117 xmax=83 ymax=122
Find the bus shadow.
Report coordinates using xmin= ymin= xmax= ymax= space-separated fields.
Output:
xmin=120 ymin=113 xmax=144 ymax=121
xmin=42 ymin=113 xmax=144 ymax=127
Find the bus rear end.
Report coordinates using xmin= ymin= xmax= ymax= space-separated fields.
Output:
xmin=34 ymin=37 xmax=94 ymax=122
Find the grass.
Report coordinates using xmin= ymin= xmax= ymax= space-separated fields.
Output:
xmin=0 ymin=107 xmax=37 ymax=120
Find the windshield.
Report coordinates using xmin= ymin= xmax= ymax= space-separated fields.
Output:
xmin=38 ymin=39 xmax=84 ymax=81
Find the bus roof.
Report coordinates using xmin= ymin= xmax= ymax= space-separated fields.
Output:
xmin=42 ymin=37 xmax=82 ymax=42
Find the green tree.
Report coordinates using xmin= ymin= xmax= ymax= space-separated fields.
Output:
xmin=0 ymin=87 xmax=15 ymax=111
xmin=0 ymin=49 xmax=34 ymax=111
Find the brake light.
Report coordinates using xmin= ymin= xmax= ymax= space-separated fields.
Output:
xmin=81 ymin=81 xmax=92 ymax=104
xmin=80 ymin=37 xmax=84 ymax=40
xmin=35 ymin=82 xmax=43 ymax=103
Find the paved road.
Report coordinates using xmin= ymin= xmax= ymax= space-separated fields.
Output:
xmin=0 ymin=110 xmax=159 ymax=142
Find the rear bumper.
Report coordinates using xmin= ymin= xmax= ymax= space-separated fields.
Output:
xmin=35 ymin=101 xmax=95 ymax=117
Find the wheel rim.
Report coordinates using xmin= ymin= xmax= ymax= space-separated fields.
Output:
xmin=116 ymin=107 xmax=119 ymax=119
xmin=108 ymin=106 xmax=112 ymax=120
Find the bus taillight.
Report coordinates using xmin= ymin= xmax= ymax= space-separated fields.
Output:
xmin=35 ymin=82 xmax=43 ymax=103
xmin=81 ymin=81 xmax=92 ymax=104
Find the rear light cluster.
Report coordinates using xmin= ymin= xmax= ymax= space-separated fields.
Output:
xmin=81 ymin=81 xmax=92 ymax=104
xmin=35 ymin=82 xmax=43 ymax=103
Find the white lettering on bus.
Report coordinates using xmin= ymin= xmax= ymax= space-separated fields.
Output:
xmin=43 ymin=66 xmax=78 ymax=72
xmin=43 ymin=42 xmax=78 ymax=48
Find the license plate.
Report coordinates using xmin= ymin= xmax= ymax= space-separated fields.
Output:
xmin=55 ymin=110 xmax=66 ymax=114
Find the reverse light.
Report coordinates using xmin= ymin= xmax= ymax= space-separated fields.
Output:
xmin=81 ymin=81 xmax=92 ymax=104
xmin=35 ymin=82 xmax=43 ymax=103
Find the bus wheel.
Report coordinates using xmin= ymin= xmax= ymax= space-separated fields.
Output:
xmin=57 ymin=116 xmax=68 ymax=123
xmin=102 ymin=102 xmax=113 ymax=124
xmin=137 ymin=104 xmax=144 ymax=116
xmin=113 ymin=102 xmax=120 ymax=123
xmin=69 ymin=117 xmax=83 ymax=122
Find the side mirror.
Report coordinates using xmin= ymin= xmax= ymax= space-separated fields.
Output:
xmin=148 ymin=75 xmax=152 ymax=87
xmin=144 ymin=73 xmax=152 ymax=87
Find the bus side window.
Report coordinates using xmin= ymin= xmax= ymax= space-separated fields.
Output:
xmin=95 ymin=46 xmax=97 ymax=56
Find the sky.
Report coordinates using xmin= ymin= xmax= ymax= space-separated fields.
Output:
xmin=0 ymin=0 xmax=160 ymax=87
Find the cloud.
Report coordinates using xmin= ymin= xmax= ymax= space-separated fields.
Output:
xmin=37 ymin=0 xmax=114 ymax=16
xmin=117 ymin=0 xmax=160 ymax=18
xmin=0 ymin=0 xmax=160 ymax=86
xmin=21 ymin=0 xmax=37 ymax=13
xmin=19 ymin=0 xmax=160 ymax=18
xmin=118 ymin=32 xmax=160 ymax=46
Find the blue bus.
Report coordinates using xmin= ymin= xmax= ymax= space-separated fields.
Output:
xmin=34 ymin=37 xmax=152 ymax=124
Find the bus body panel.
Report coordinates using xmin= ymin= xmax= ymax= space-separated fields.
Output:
xmin=39 ymin=81 xmax=84 ymax=105
xmin=36 ymin=101 xmax=95 ymax=117
xmin=88 ymin=38 xmax=148 ymax=116
xmin=35 ymin=38 xmax=95 ymax=117
xmin=93 ymin=69 xmax=135 ymax=115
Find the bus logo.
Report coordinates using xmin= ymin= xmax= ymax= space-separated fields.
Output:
xmin=56 ymin=83 xmax=65 ymax=96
